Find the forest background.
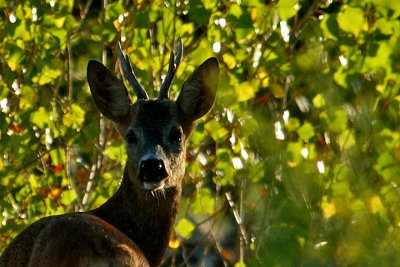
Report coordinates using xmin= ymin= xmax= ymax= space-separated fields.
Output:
xmin=1 ymin=0 xmax=400 ymax=266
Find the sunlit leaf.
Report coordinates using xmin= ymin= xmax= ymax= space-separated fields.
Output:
xmin=204 ymin=120 xmax=229 ymax=141
xmin=337 ymin=129 xmax=355 ymax=150
xmin=368 ymin=195 xmax=383 ymax=214
xmin=362 ymin=41 xmax=392 ymax=72
xmin=320 ymin=14 xmax=339 ymax=40
xmin=236 ymin=80 xmax=259 ymax=102
xmin=321 ymin=197 xmax=336 ymax=218
xmin=312 ymin=94 xmax=325 ymax=108
xmin=278 ymin=0 xmax=300 ymax=20
xmin=223 ymin=53 xmax=237 ymax=69
xmin=61 ymin=190 xmax=76 ymax=205
xmin=32 ymin=64 xmax=62 ymax=85
xmin=374 ymin=18 xmax=394 ymax=35
xmin=234 ymin=261 xmax=247 ymax=267
xmin=103 ymin=141 xmax=127 ymax=163
xmin=63 ymin=104 xmax=85 ymax=129
xmin=175 ymin=218 xmax=195 ymax=239
xmin=375 ymin=152 xmax=400 ymax=181
xmin=168 ymin=235 xmax=180 ymax=248
xmin=30 ymin=107 xmax=51 ymax=128
xmin=329 ymin=109 xmax=348 ymax=133
xmin=337 ymin=7 xmax=365 ymax=36
xmin=192 ymin=188 xmax=215 ymax=215
xmin=50 ymin=148 xmax=66 ymax=166
xmin=287 ymin=142 xmax=303 ymax=166
xmin=297 ymin=122 xmax=315 ymax=140
xmin=270 ymin=83 xmax=284 ymax=99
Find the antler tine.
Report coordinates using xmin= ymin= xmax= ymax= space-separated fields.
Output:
xmin=158 ymin=39 xmax=184 ymax=99
xmin=117 ymin=42 xmax=149 ymax=100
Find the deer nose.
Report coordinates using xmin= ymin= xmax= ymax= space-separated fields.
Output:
xmin=139 ymin=159 xmax=168 ymax=183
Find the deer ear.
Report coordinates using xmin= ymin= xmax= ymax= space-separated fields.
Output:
xmin=177 ymin=57 xmax=219 ymax=122
xmin=87 ymin=60 xmax=132 ymax=123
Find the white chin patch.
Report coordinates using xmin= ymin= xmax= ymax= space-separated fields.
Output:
xmin=143 ymin=181 xmax=165 ymax=191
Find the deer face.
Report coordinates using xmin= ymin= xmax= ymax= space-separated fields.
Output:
xmin=87 ymin=43 xmax=219 ymax=193
xmin=124 ymin=100 xmax=186 ymax=191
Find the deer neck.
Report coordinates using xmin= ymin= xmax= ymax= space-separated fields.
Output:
xmin=90 ymin=165 xmax=182 ymax=267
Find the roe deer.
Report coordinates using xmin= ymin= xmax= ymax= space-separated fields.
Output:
xmin=0 ymin=40 xmax=219 ymax=267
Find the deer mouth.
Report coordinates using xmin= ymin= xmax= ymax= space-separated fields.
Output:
xmin=143 ymin=180 xmax=165 ymax=191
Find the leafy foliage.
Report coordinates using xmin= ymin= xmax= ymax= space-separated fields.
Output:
xmin=1 ymin=0 xmax=400 ymax=266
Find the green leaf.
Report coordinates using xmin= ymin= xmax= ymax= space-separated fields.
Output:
xmin=333 ymin=67 xmax=349 ymax=88
xmin=103 ymin=141 xmax=127 ymax=163
xmin=370 ymin=0 xmax=400 ymax=18
xmin=189 ymin=0 xmax=209 ymax=25
xmin=248 ymin=162 xmax=265 ymax=183
xmin=362 ymin=41 xmax=392 ymax=72
xmin=32 ymin=64 xmax=62 ymax=85
xmin=63 ymin=104 xmax=85 ymax=129
xmin=14 ymin=20 xmax=32 ymax=41
xmin=312 ymin=94 xmax=325 ymax=108
xmin=105 ymin=1 xmax=124 ymax=21
xmin=297 ymin=122 xmax=315 ymax=140
xmin=204 ymin=120 xmax=229 ymax=141
xmin=375 ymin=152 xmax=400 ymax=181
xmin=329 ymin=109 xmax=348 ymax=133
xmin=230 ymin=4 xmax=252 ymax=28
xmin=337 ymin=129 xmax=355 ymax=150
xmin=5 ymin=49 xmax=24 ymax=71
xmin=320 ymin=14 xmax=339 ymax=40
xmin=192 ymin=188 xmax=215 ymax=215
xmin=30 ymin=107 xmax=51 ymax=128
xmin=286 ymin=118 xmax=300 ymax=132
xmin=50 ymin=148 xmax=66 ymax=165
xmin=278 ymin=0 xmax=300 ymax=20
xmin=374 ymin=18 xmax=394 ymax=35
xmin=61 ymin=190 xmax=76 ymax=205
xmin=337 ymin=7 xmax=365 ymax=36
xmin=287 ymin=142 xmax=303 ymax=165
xmin=28 ymin=197 xmax=46 ymax=218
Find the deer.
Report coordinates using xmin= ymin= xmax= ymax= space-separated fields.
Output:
xmin=0 ymin=39 xmax=219 ymax=267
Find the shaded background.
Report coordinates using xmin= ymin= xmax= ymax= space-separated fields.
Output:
xmin=1 ymin=0 xmax=400 ymax=266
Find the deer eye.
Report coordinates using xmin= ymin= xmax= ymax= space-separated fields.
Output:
xmin=126 ymin=131 xmax=138 ymax=144
xmin=169 ymin=127 xmax=182 ymax=144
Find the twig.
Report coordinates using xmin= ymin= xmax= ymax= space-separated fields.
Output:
xmin=225 ymin=191 xmax=248 ymax=245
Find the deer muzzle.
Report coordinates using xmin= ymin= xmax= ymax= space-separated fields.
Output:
xmin=138 ymin=158 xmax=168 ymax=190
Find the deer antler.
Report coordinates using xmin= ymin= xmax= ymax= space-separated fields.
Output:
xmin=158 ymin=39 xmax=183 ymax=100
xmin=117 ymin=42 xmax=149 ymax=100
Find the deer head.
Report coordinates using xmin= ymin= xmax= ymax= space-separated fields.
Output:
xmin=87 ymin=41 xmax=219 ymax=194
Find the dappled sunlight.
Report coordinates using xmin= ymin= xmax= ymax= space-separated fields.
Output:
xmin=1 ymin=0 xmax=400 ymax=266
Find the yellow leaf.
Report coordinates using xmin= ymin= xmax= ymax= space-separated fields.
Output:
xmin=169 ymin=235 xmax=180 ymax=249
xmin=270 ymin=83 xmax=284 ymax=99
xmin=234 ymin=261 xmax=247 ymax=267
xmin=369 ymin=195 xmax=383 ymax=214
xmin=175 ymin=218 xmax=195 ymax=239
xmin=7 ymin=60 xmax=18 ymax=71
xmin=222 ymin=53 xmax=236 ymax=69
xmin=235 ymin=80 xmax=259 ymax=102
xmin=322 ymin=200 xmax=336 ymax=218
xmin=113 ymin=19 xmax=121 ymax=31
